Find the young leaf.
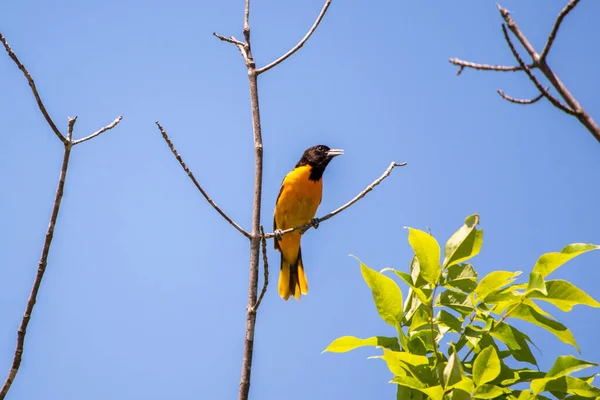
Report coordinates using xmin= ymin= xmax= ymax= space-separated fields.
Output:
xmin=474 ymin=384 xmax=504 ymax=399
xmin=443 ymin=351 xmax=464 ymax=389
xmin=444 ymin=263 xmax=478 ymax=293
xmin=473 ymin=346 xmax=501 ymax=386
xmin=407 ymin=228 xmax=441 ymax=285
xmin=510 ymin=304 xmax=579 ymax=351
xmin=532 ymin=243 xmax=600 ymax=278
xmin=526 ymin=272 xmax=547 ymax=297
xmin=437 ymin=289 xmax=474 ymax=315
xmin=546 ymin=355 xmax=598 ymax=379
xmin=474 ymin=270 xmax=522 ymax=301
xmin=361 ymin=263 xmax=403 ymax=327
xmin=443 ymin=214 xmax=482 ymax=268
xmin=385 ymin=269 xmax=430 ymax=304
xmin=532 ymin=376 xmax=600 ymax=398
xmin=528 ymin=280 xmax=600 ymax=312
xmin=490 ymin=322 xmax=537 ymax=365
xmin=436 ymin=310 xmax=463 ymax=333
xmin=323 ymin=336 xmax=400 ymax=353
xmin=392 ymin=376 xmax=445 ymax=400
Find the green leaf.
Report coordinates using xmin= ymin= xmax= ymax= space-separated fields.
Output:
xmin=445 ymin=263 xmax=478 ymax=293
xmin=532 ymin=376 xmax=600 ymax=398
xmin=392 ymin=376 xmax=445 ymax=400
xmin=385 ymin=269 xmax=430 ymax=304
xmin=510 ymin=304 xmax=579 ymax=351
xmin=396 ymin=385 xmax=411 ymax=400
xmin=437 ymin=290 xmax=474 ymax=315
xmin=473 ymin=346 xmax=501 ymax=386
xmin=490 ymin=322 xmax=537 ymax=365
xmin=323 ymin=335 xmax=399 ymax=353
xmin=529 ymin=280 xmax=600 ymax=312
xmin=409 ymin=309 xmax=430 ymax=332
xmin=361 ymin=263 xmax=403 ymax=326
xmin=474 ymin=384 xmax=504 ymax=399
xmin=546 ymin=356 xmax=598 ymax=379
xmin=474 ymin=270 xmax=522 ymax=301
xmin=443 ymin=214 xmax=483 ymax=268
xmin=532 ymin=243 xmax=600 ymax=278
xmin=436 ymin=310 xmax=463 ymax=333
xmin=443 ymin=351 xmax=464 ymax=388
xmin=407 ymin=228 xmax=441 ymax=285
xmin=526 ymin=272 xmax=547 ymax=296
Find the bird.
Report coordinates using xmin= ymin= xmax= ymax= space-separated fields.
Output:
xmin=273 ymin=145 xmax=344 ymax=301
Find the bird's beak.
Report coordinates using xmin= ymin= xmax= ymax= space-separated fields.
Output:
xmin=326 ymin=149 xmax=344 ymax=158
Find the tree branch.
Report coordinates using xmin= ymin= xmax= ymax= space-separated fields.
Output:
xmin=0 ymin=32 xmax=67 ymax=144
xmin=540 ymin=0 xmax=580 ymax=61
xmin=448 ymin=58 xmax=533 ymax=74
xmin=155 ymin=122 xmax=251 ymax=239
xmin=497 ymin=89 xmax=545 ymax=105
xmin=212 ymin=33 xmax=246 ymax=47
xmin=500 ymin=24 xmax=575 ymax=115
xmin=0 ymin=132 xmax=73 ymax=399
xmin=251 ymin=225 xmax=269 ymax=313
xmin=72 ymin=115 xmax=123 ymax=145
xmin=255 ymin=0 xmax=332 ymax=75
xmin=449 ymin=2 xmax=600 ymax=143
xmin=264 ymin=161 xmax=407 ymax=239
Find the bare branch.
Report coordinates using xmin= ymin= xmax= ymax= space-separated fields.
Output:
xmin=497 ymin=5 xmax=540 ymax=64
xmin=71 ymin=116 xmax=123 ymax=146
xmin=265 ymin=161 xmax=407 ymax=239
xmin=67 ymin=116 xmax=77 ymax=142
xmin=497 ymin=88 xmax=545 ymax=105
xmin=0 ymin=136 xmax=73 ymax=399
xmin=251 ymin=225 xmax=269 ymax=313
xmin=540 ymin=0 xmax=580 ymax=60
xmin=213 ymin=33 xmax=246 ymax=47
xmin=0 ymin=32 xmax=67 ymax=144
xmin=155 ymin=122 xmax=251 ymax=239
xmin=256 ymin=0 xmax=332 ymax=75
xmin=449 ymin=58 xmax=532 ymax=73
xmin=500 ymin=24 xmax=575 ymax=115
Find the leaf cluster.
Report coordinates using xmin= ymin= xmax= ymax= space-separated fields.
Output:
xmin=324 ymin=215 xmax=600 ymax=399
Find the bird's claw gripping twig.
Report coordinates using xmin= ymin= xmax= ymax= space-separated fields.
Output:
xmin=311 ymin=218 xmax=320 ymax=229
xmin=274 ymin=229 xmax=283 ymax=241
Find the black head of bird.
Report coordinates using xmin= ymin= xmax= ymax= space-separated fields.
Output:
xmin=296 ymin=145 xmax=344 ymax=181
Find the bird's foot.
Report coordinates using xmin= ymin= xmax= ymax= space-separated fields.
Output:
xmin=311 ymin=218 xmax=320 ymax=229
xmin=274 ymin=229 xmax=284 ymax=241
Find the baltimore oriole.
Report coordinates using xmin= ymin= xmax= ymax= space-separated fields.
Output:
xmin=273 ymin=145 xmax=343 ymax=300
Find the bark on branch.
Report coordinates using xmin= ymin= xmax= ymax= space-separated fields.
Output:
xmin=0 ymin=31 xmax=122 ymax=400
xmin=449 ymin=1 xmax=600 ymax=143
xmin=264 ymin=161 xmax=407 ymax=239
xmin=155 ymin=122 xmax=251 ymax=239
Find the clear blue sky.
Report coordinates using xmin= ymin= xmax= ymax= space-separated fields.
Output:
xmin=1 ymin=0 xmax=599 ymax=399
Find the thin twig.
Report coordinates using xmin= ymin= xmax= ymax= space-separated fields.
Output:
xmin=67 ymin=116 xmax=77 ymax=142
xmin=264 ymin=161 xmax=407 ymax=239
xmin=155 ymin=122 xmax=251 ymax=239
xmin=212 ymin=33 xmax=246 ymax=47
xmin=0 ymin=138 xmax=73 ymax=399
xmin=251 ymin=226 xmax=269 ymax=313
xmin=450 ymin=2 xmax=600 ymax=143
xmin=497 ymin=88 xmax=545 ymax=105
xmin=72 ymin=116 xmax=123 ymax=145
xmin=500 ymin=24 xmax=575 ymax=115
xmin=540 ymin=0 xmax=580 ymax=61
xmin=0 ymin=32 xmax=67 ymax=144
xmin=256 ymin=0 xmax=332 ymax=75
xmin=448 ymin=58 xmax=533 ymax=73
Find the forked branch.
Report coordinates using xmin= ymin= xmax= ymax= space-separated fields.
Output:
xmin=449 ymin=1 xmax=600 ymax=143
xmin=0 ymin=31 xmax=122 ymax=400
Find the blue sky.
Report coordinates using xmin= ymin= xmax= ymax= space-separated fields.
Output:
xmin=1 ymin=0 xmax=599 ymax=399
